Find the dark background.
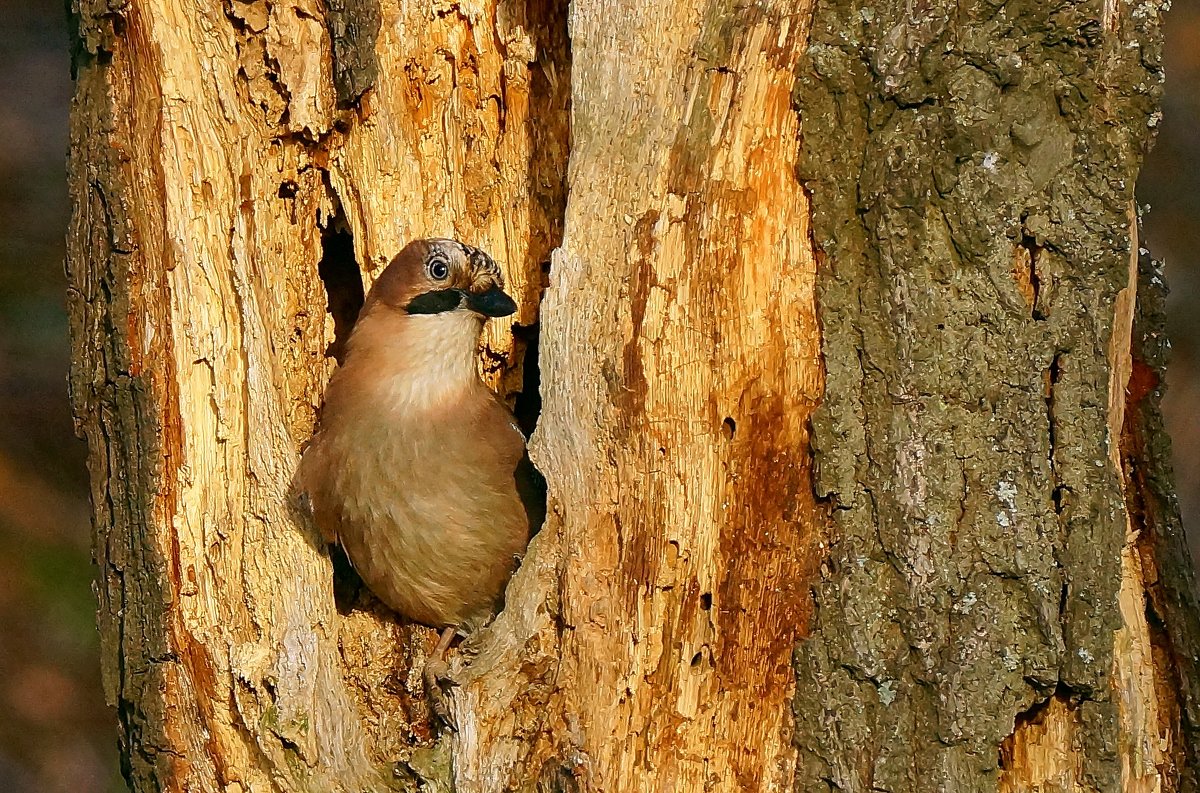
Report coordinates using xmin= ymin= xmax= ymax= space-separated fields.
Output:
xmin=1 ymin=1 xmax=1196 ymax=790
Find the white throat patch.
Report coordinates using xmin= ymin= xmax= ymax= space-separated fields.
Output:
xmin=383 ymin=312 xmax=483 ymax=411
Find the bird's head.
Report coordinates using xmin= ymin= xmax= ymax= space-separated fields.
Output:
xmin=369 ymin=238 xmax=517 ymax=320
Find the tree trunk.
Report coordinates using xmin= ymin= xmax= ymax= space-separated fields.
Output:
xmin=65 ymin=0 xmax=1200 ymax=792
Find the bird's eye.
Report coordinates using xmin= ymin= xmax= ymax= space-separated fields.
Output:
xmin=428 ymin=258 xmax=450 ymax=281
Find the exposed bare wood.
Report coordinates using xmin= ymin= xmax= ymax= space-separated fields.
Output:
xmin=69 ymin=0 xmax=565 ymax=788
xmin=526 ymin=0 xmax=824 ymax=789
xmin=1110 ymin=209 xmax=1173 ymax=793
xmin=66 ymin=0 xmax=1199 ymax=790
xmin=999 ymin=695 xmax=1092 ymax=793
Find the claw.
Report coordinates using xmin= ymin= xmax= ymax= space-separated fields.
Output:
xmin=423 ymin=627 xmax=459 ymax=732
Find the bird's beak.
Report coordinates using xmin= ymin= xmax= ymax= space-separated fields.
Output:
xmin=465 ymin=286 xmax=517 ymax=318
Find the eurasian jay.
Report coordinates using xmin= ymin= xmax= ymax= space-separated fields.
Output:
xmin=297 ymin=238 xmax=537 ymax=712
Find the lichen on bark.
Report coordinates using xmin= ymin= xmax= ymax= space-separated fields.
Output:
xmin=792 ymin=0 xmax=1173 ymax=789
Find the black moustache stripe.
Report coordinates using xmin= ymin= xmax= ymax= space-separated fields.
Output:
xmin=404 ymin=289 xmax=463 ymax=314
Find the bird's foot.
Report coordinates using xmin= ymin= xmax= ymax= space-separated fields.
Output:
xmin=423 ymin=658 xmax=459 ymax=732
xmin=424 ymin=628 xmax=459 ymax=732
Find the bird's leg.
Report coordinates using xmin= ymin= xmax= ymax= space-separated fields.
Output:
xmin=423 ymin=627 xmax=459 ymax=730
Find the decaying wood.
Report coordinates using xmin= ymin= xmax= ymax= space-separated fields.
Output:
xmin=519 ymin=0 xmax=824 ymax=788
xmin=68 ymin=0 xmax=566 ymax=788
xmin=66 ymin=0 xmax=1199 ymax=790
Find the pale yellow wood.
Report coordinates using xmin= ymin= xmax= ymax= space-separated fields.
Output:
xmin=505 ymin=1 xmax=824 ymax=789
xmin=72 ymin=0 xmax=564 ymax=788
xmin=1000 ymin=696 xmax=1093 ymax=793
xmin=1110 ymin=208 xmax=1171 ymax=793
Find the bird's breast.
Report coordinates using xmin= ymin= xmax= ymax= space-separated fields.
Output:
xmin=305 ymin=382 xmax=528 ymax=627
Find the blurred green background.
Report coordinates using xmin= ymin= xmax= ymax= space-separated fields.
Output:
xmin=0 ymin=0 xmax=1196 ymax=790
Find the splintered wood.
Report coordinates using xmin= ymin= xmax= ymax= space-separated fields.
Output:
xmin=999 ymin=695 xmax=1092 ymax=793
xmin=69 ymin=0 xmax=1192 ymax=789
xmin=529 ymin=1 xmax=823 ymax=790
xmin=70 ymin=0 xmax=565 ymax=789
xmin=1110 ymin=210 xmax=1173 ymax=793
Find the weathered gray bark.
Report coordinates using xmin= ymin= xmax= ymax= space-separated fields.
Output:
xmin=793 ymin=0 xmax=1200 ymax=790
xmin=65 ymin=0 xmax=1199 ymax=791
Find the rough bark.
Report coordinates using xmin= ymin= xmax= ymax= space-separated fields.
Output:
xmin=793 ymin=0 xmax=1200 ymax=791
xmin=65 ymin=0 xmax=1197 ymax=792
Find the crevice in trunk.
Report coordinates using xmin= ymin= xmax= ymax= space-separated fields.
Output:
xmin=512 ymin=321 xmax=544 ymax=438
xmin=1012 ymin=235 xmax=1041 ymax=317
xmin=311 ymin=210 xmax=370 ymax=610
xmin=497 ymin=0 xmax=570 ymax=546
xmin=512 ymin=321 xmax=548 ymax=536
xmin=316 ymin=212 xmax=365 ymax=365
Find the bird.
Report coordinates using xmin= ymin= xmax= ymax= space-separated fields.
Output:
xmin=295 ymin=238 xmax=538 ymax=714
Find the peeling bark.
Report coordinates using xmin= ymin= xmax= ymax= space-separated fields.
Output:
xmin=66 ymin=0 xmax=1197 ymax=791
xmin=68 ymin=0 xmax=566 ymax=788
